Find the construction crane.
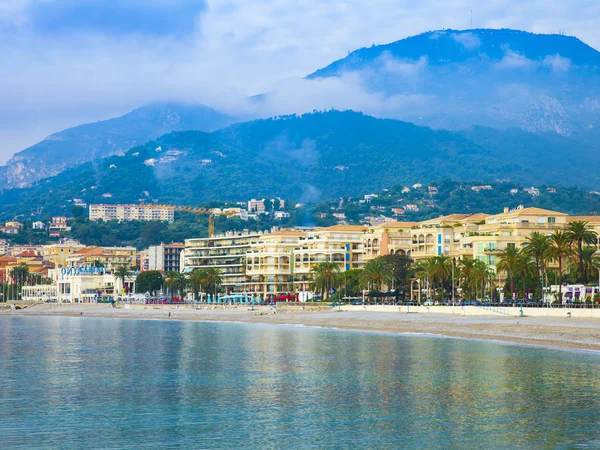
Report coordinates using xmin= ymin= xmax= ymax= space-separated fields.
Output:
xmin=174 ymin=206 xmax=237 ymax=238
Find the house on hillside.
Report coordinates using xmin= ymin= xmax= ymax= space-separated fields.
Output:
xmin=524 ymin=187 xmax=540 ymax=196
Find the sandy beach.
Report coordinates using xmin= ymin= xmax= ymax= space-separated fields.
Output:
xmin=3 ymin=303 xmax=600 ymax=352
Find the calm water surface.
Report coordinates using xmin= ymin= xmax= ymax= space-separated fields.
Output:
xmin=1 ymin=316 xmax=600 ymax=449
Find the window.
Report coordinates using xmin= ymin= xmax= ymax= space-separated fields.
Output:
xmin=548 ymin=217 xmax=556 ymax=224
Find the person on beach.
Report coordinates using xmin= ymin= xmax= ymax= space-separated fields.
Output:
xmin=80 ymin=312 xmax=83 ymax=316
xmin=168 ymin=312 xmax=171 ymax=318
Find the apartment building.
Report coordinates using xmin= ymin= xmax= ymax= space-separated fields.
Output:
xmin=293 ymin=225 xmax=365 ymax=291
xmin=183 ymin=231 xmax=263 ymax=294
xmin=245 ymin=230 xmax=307 ymax=297
xmin=67 ymin=246 xmax=137 ymax=270
xmin=148 ymin=243 xmax=185 ymax=272
xmin=42 ymin=241 xmax=86 ymax=268
xmin=362 ymin=222 xmax=420 ymax=261
xmin=89 ymin=204 xmax=175 ymax=223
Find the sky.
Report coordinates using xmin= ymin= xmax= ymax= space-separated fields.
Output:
xmin=1 ymin=0 xmax=599 ymax=163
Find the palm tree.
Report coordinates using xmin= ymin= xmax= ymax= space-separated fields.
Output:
xmin=203 ymin=267 xmax=223 ymax=297
xmin=188 ymin=269 xmax=205 ymax=300
xmin=171 ymin=272 xmax=189 ymax=297
xmin=515 ymin=252 xmax=536 ymax=299
xmin=497 ymin=246 xmax=520 ymax=297
xmin=359 ymin=258 xmax=393 ymax=291
xmin=570 ymin=246 xmax=600 ymax=286
xmin=432 ymin=256 xmax=452 ymax=300
xmin=113 ymin=265 xmax=131 ymax=294
xmin=413 ymin=258 xmax=437 ymax=300
xmin=523 ymin=232 xmax=550 ymax=292
xmin=548 ymin=231 xmax=575 ymax=303
xmin=459 ymin=258 xmax=477 ymax=299
xmin=565 ymin=221 xmax=598 ymax=284
xmin=310 ymin=262 xmax=341 ymax=300
xmin=470 ymin=259 xmax=491 ymax=300
xmin=164 ymin=270 xmax=176 ymax=296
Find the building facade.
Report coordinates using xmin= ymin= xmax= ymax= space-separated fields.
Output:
xmin=42 ymin=241 xmax=86 ymax=268
xmin=22 ymin=267 xmax=135 ymax=303
xmin=147 ymin=243 xmax=185 ymax=272
xmin=183 ymin=231 xmax=263 ymax=293
xmin=67 ymin=246 xmax=137 ymax=270
xmin=89 ymin=204 xmax=175 ymax=223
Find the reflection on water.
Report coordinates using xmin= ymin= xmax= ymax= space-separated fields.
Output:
xmin=1 ymin=316 xmax=600 ymax=448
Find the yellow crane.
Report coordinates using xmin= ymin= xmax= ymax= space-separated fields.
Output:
xmin=174 ymin=206 xmax=237 ymax=238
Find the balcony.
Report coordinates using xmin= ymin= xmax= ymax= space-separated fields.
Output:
xmin=483 ymin=248 xmax=501 ymax=254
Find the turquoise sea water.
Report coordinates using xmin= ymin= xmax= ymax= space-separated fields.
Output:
xmin=1 ymin=316 xmax=600 ymax=449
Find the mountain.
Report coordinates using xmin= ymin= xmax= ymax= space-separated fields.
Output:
xmin=308 ymin=29 xmax=600 ymax=138
xmin=1 ymin=110 xmax=598 ymax=219
xmin=0 ymin=103 xmax=234 ymax=188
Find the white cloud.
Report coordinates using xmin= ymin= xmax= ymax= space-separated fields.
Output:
xmin=0 ymin=0 xmax=599 ymax=162
xmin=543 ymin=54 xmax=571 ymax=73
xmin=451 ymin=32 xmax=481 ymax=50
xmin=495 ymin=49 xmax=536 ymax=69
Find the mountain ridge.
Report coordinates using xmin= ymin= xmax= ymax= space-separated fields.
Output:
xmin=0 ymin=110 xmax=598 ymax=219
xmin=307 ymin=28 xmax=600 ymax=138
xmin=0 ymin=103 xmax=235 ymax=188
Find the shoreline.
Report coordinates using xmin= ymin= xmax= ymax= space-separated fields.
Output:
xmin=4 ymin=304 xmax=600 ymax=352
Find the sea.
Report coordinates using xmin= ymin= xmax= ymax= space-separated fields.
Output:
xmin=1 ymin=316 xmax=600 ymax=449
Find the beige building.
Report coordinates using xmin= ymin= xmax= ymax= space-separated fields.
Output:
xmin=245 ymin=230 xmax=307 ymax=297
xmin=363 ymin=221 xmax=420 ymax=261
xmin=42 ymin=241 xmax=86 ymax=268
xmin=66 ymin=246 xmax=137 ymax=270
xmin=89 ymin=204 xmax=175 ymax=223
xmin=293 ymin=225 xmax=366 ymax=291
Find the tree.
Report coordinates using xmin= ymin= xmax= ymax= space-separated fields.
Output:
xmin=515 ymin=252 xmax=536 ymax=299
xmin=168 ymin=272 xmax=189 ymax=297
xmin=135 ymin=271 xmax=163 ymax=295
xmin=188 ymin=270 xmax=205 ymax=300
xmin=470 ymin=259 xmax=492 ymax=300
xmin=10 ymin=264 xmax=29 ymax=284
xmin=341 ymin=269 xmax=362 ymax=296
xmin=548 ymin=231 xmax=575 ymax=303
xmin=113 ymin=265 xmax=132 ymax=294
xmin=359 ymin=258 xmax=393 ymax=291
xmin=202 ymin=267 xmax=223 ymax=296
xmin=497 ymin=246 xmax=520 ymax=297
xmin=310 ymin=262 xmax=341 ymax=299
xmin=380 ymin=254 xmax=412 ymax=292
xmin=413 ymin=258 xmax=437 ymax=300
xmin=431 ymin=256 xmax=452 ymax=299
xmin=522 ymin=232 xmax=550 ymax=295
xmin=459 ymin=258 xmax=477 ymax=299
xmin=565 ymin=221 xmax=598 ymax=284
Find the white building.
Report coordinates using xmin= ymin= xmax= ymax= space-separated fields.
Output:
xmin=32 ymin=221 xmax=46 ymax=230
xmin=22 ymin=267 xmax=136 ymax=303
xmin=274 ymin=211 xmax=290 ymax=220
xmin=89 ymin=204 xmax=175 ymax=223
xmin=247 ymin=199 xmax=265 ymax=213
